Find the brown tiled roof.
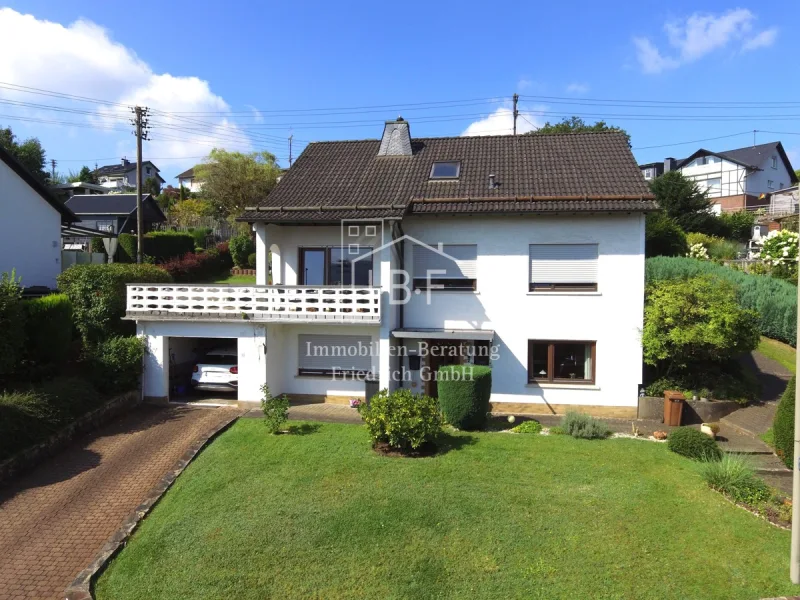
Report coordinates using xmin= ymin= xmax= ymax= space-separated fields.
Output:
xmin=239 ymin=131 xmax=655 ymax=222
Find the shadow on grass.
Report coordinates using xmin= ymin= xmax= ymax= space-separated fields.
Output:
xmin=287 ymin=423 xmax=322 ymax=436
xmin=435 ymin=433 xmax=478 ymax=455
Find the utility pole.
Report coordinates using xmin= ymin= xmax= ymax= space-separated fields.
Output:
xmin=131 ymin=106 xmax=150 ymax=264
xmin=288 ymin=134 xmax=293 ymax=167
xmin=50 ymin=159 xmax=56 ymax=180
xmin=792 ymin=271 xmax=800 ymax=582
xmin=512 ymin=93 xmax=519 ymax=136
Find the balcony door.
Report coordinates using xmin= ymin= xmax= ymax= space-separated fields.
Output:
xmin=300 ymin=248 xmax=326 ymax=285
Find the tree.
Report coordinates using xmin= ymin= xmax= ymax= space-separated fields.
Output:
xmin=144 ymin=176 xmax=161 ymax=197
xmin=795 ymin=168 xmax=800 ymax=182
xmin=155 ymin=185 xmax=182 ymax=212
xmin=0 ymin=125 xmax=48 ymax=182
xmin=649 ymin=170 xmax=716 ymax=233
xmin=525 ymin=116 xmax=631 ymax=147
xmin=67 ymin=165 xmax=98 ymax=184
xmin=645 ymin=212 xmax=688 ymax=258
xmin=169 ymin=198 xmax=217 ymax=226
xmin=194 ymin=148 xmax=281 ymax=219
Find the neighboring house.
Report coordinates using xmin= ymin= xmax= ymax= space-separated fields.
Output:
xmin=176 ymin=166 xmax=204 ymax=193
xmin=64 ymin=194 xmax=167 ymax=235
xmin=641 ymin=142 xmax=797 ymax=214
xmin=129 ymin=118 xmax=656 ymax=418
xmin=0 ymin=144 xmax=78 ymax=289
xmin=96 ymin=158 xmax=166 ymax=190
xmin=51 ymin=181 xmax=109 ymax=201
xmin=639 ymin=162 xmax=663 ymax=181
xmin=770 ymin=185 xmax=799 ymax=218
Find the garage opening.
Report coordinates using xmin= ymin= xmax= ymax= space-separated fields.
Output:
xmin=168 ymin=337 xmax=239 ymax=406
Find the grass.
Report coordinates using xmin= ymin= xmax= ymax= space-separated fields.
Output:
xmin=761 ymin=427 xmax=775 ymax=449
xmin=758 ymin=336 xmax=796 ymax=374
xmin=209 ymin=273 xmax=256 ymax=284
xmin=96 ymin=420 xmax=800 ymax=600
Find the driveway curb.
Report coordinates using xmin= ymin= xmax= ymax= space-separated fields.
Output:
xmin=63 ymin=407 xmax=243 ymax=600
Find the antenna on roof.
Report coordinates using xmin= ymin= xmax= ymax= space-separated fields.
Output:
xmin=753 ymin=130 xmax=756 ymax=147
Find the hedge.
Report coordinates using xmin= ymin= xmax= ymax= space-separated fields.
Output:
xmin=160 ymin=243 xmax=233 ymax=283
xmin=117 ymin=231 xmax=195 ymax=263
xmin=57 ymin=263 xmax=172 ymax=345
xmin=437 ymin=365 xmax=492 ymax=430
xmin=89 ymin=336 xmax=146 ymax=393
xmin=0 ymin=271 xmax=26 ymax=377
xmin=774 ymin=376 xmax=795 ymax=469
xmin=646 ymin=256 xmax=798 ymax=346
xmin=229 ymin=234 xmax=255 ymax=269
xmin=23 ymin=294 xmax=72 ymax=366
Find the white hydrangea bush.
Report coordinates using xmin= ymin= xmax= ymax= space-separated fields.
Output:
xmin=687 ymin=243 xmax=709 ymax=260
xmin=757 ymin=229 xmax=799 ymax=266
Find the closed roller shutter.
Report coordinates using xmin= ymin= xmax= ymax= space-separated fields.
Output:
xmin=529 ymin=244 xmax=598 ymax=284
xmin=298 ymin=334 xmax=374 ymax=373
xmin=413 ymin=244 xmax=477 ymax=279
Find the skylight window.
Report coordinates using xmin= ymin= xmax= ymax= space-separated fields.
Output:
xmin=430 ymin=161 xmax=461 ymax=180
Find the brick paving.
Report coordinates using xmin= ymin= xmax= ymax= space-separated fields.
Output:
xmin=243 ymin=401 xmax=364 ymax=424
xmin=0 ymin=404 xmax=242 ymax=600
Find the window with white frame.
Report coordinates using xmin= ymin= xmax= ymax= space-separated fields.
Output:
xmin=768 ymin=180 xmax=775 ymax=189
xmin=772 ymin=156 xmax=778 ymax=169
xmin=413 ymin=243 xmax=477 ymax=290
xmin=429 ymin=161 xmax=461 ymax=180
xmin=704 ymin=178 xmax=721 ymax=192
xmin=96 ymin=220 xmax=114 ymax=232
xmin=642 ymin=167 xmax=654 ymax=179
xmin=529 ymin=244 xmax=598 ymax=292
xmin=298 ymin=334 xmax=373 ymax=377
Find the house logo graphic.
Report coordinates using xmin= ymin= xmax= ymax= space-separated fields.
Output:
xmin=339 ymin=218 xmax=463 ymax=305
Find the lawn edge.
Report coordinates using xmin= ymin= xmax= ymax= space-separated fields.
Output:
xmin=64 ymin=408 xmax=244 ymax=600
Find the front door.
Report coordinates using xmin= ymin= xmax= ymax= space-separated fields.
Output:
xmin=424 ymin=340 xmax=465 ymax=398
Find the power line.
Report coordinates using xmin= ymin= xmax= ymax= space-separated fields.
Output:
xmin=632 ymin=131 xmax=754 ymax=150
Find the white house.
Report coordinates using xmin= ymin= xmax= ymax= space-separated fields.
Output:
xmin=176 ymin=167 xmax=204 ymax=193
xmin=641 ymin=142 xmax=797 ymax=215
xmin=0 ymin=145 xmax=78 ymax=289
xmin=129 ymin=120 xmax=656 ymax=418
xmin=96 ymin=158 xmax=165 ymax=191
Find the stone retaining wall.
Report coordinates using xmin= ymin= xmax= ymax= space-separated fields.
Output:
xmin=0 ymin=390 xmax=141 ymax=485
xmin=637 ymin=395 xmax=741 ymax=424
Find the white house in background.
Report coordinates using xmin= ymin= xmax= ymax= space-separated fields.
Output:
xmin=128 ymin=120 xmax=656 ymax=417
xmin=0 ymin=145 xmax=78 ymax=289
xmin=176 ymin=167 xmax=204 ymax=193
xmin=641 ymin=142 xmax=797 ymax=215
xmin=96 ymin=158 xmax=166 ymax=190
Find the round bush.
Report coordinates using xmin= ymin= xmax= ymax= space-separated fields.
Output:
xmin=773 ymin=376 xmax=795 ymax=468
xmin=357 ymin=388 xmax=442 ymax=451
xmin=247 ymin=252 xmax=257 ymax=268
xmin=666 ymin=426 xmax=722 ymax=461
xmin=437 ymin=365 xmax=492 ymax=430
xmin=229 ymin=234 xmax=255 ymax=269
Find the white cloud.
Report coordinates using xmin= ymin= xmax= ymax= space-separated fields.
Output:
xmin=565 ymin=82 xmax=589 ymax=94
xmin=742 ymin=27 xmax=778 ymax=51
xmin=0 ymin=8 xmax=251 ymax=167
xmin=633 ymin=9 xmax=777 ymax=74
xmin=461 ymin=106 xmax=544 ymax=137
xmin=517 ymin=78 xmax=533 ymax=91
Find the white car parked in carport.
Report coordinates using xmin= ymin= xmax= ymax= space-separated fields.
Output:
xmin=191 ymin=347 xmax=238 ymax=392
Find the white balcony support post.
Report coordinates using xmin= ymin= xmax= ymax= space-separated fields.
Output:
xmin=238 ymin=325 xmax=267 ymax=402
xmin=378 ymin=243 xmax=394 ymax=392
xmin=139 ymin=324 xmax=169 ymax=404
xmin=254 ymin=222 xmax=268 ymax=285
xmin=270 ymin=243 xmax=282 ymax=285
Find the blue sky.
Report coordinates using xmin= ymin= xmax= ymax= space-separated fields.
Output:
xmin=1 ymin=1 xmax=798 ymax=181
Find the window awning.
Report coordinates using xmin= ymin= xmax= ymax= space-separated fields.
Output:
xmin=392 ymin=328 xmax=494 ymax=341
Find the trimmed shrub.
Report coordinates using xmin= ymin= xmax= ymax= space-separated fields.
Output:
xmin=437 ymin=365 xmax=492 ymax=430
xmin=645 ymin=212 xmax=688 ymax=258
xmin=57 ymin=263 xmax=171 ymax=345
xmin=89 ymin=335 xmax=146 ymax=393
xmin=90 ymin=237 xmax=106 ymax=254
xmin=357 ymin=388 xmax=442 ymax=451
xmin=774 ymin=376 xmax=795 ymax=468
xmin=511 ymin=420 xmax=542 ymax=434
xmin=117 ymin=231 xmax=195 ymax=263
xmin=646 ymin=256 xmax=798 ymax=346
xmin=187 ymin=227 xmax=213 ymax=249
xmin=0 ymin=270 xmax=26 ymax=377
xmin=247 ymin=252 xmax=257 ymax=268
xmin=229 ymin=234 xmax=255 ymax=268
xmin=161 ymin=247 xmax=231 ymax=283
xmin=561 ymin=412 xmax=612 ymax=439
xmin=260 ymin=384 xmax=289 ymax=434
xmin=666 ymin=426 xmax=722 ymax=461
xmin=699 ymin=454 xmax=771 ymax=504
xmin=23 ymin=294 xmax=72 ymax=365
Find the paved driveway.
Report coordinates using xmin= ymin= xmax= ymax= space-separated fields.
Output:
xmin=0 ymin=404 xmax=241 ymax=600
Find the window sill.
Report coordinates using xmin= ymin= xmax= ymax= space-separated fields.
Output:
xmin=526 ymin=382 xmax=600 ymax=390
xmin=415 ymin=289 xmax=480 ymax=295
xmin=295 ymin=373 xmax=375 ymax=380
xmin=526 ymin=291 xmax=601 ymax=297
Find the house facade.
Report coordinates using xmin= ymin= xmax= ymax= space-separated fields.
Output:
xmin=130 ymin=120 xmax=656 ymax=417
xmin=641 ymin=142 xmax=797 ymax=215
xmin=176 ymin=167 xmax=204 ymax=193
xmin=64 ymin=193 xmax=167 ymax=235
xmin=0 ymin=145 xmax=77 ymax=289
xmin=96 ymin=158 xmax=165 ymax=190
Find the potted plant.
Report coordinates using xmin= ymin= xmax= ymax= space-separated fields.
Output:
xmin=349 ymin=397 xmax=362 ymax=409
xmin=700 ymin=422 xmax=720 ymax=439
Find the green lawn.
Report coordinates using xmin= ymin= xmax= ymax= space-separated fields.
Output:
xmin=758 ymin=336 xmax=796 ymax=374
xmin=210 ymin=273 xmax=256 ymax=284
xmin=96 ymin=421 xmax=800 ymax=600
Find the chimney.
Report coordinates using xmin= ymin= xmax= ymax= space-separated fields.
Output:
xmin=377 ymin=116 xmax=412 ymax=156
xmin=121 ymin=157 xmax=130 ymax=167
xmin=488 ymin=173 xmax=497 ymax=189
xmin=664 ymin=157 xmax=677 ymax=172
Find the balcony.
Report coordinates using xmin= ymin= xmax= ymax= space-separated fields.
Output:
xmin=126 ymin=284 xmax=381 ymax=324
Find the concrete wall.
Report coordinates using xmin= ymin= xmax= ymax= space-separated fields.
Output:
xmin=0 ymin=158 xmax=62 ymax=288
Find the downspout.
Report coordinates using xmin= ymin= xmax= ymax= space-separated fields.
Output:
xmin=394 ymin=221 xmax=405 ymax=329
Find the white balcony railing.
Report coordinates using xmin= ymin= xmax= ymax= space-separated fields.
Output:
xmin=126 ymin=284 xmax=381 ymax=324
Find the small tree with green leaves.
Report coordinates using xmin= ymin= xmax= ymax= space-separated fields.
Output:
xmin=643 ymin=276 xmax=760 ymax=375
xmin=261 ymin=384 xmax=289 ymax=434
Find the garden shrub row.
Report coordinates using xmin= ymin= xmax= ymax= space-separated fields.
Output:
xmin=646 ymin=256 xmax=798 ymax=346
xmin=0 ymin=271 xmax=26 ymax=376
xmin=774 ymin=376 xmax=795 ymax=469
xmin=117 ymin=231 xmax=195 ymax=263
xmin=160 ymin=242 xmax=233 ymax=283
xmin=58 ymin=263 xmax=172 ymax=345
xmin=437 ymin=365 xmax=492 ymax=430
xmin=23 ymin=294 xmax=73 ymax=366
